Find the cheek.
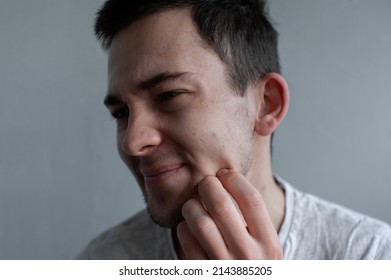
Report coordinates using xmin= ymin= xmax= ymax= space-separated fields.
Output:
xmin=187 ymin=122 xmax=234 ymax=174
xmin=198 ymin=102 xmax=253 ymax=170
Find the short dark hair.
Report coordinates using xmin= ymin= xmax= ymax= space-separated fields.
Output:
xmin=94 ymin=0 xmax=280 ymax=94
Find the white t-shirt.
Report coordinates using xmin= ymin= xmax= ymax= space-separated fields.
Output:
xmin=78 ymin=178 xmax=391 ymax=259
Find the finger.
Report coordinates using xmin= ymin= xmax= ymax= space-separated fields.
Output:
xmin=216 ymin=169 xmax=278 ymax=242
xmin=197 ymin=176 xmax=252 ymax=251
xmin=177 ymin=221 xmax=208 ymax=259
xmin=181 ymin=198 xmax=229 ymax=259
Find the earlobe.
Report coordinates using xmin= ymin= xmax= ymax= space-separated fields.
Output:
xmin=254 ymin=73 xmax=289 ymax=136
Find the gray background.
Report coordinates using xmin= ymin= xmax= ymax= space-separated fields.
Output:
xmin=0 ymin=0 xmax=390 ymax=259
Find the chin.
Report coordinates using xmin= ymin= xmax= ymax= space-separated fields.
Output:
xmin=147 ymin=205 xmax=184 ymax=228
xmin=143 ymin=187 xmax=198 ymax=228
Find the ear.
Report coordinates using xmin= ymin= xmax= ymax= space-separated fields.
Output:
xmin=254 ymin=73 xmax=289 ymax=136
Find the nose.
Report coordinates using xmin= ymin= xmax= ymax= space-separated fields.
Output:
xmin=121 ymin=112 xmax=163 ymax=156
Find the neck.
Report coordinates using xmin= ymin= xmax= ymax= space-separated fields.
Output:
xmin=247 ymin=142 xmax=285 ymax=232
xmin=247 ymin=138 xmax=285 ymax=232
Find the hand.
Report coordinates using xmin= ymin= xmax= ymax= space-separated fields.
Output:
xmin=176 ymin=169 xmax=283 ymax=259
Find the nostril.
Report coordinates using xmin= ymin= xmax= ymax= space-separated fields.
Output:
xmin=121 ymin=127 xmax=163 ymax=156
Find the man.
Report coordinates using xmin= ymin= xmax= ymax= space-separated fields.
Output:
xmin=78 ymin=0 xmax=391 ymax=259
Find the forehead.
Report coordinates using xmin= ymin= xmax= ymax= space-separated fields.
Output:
xmin=107 ymin=7 xmax=224 ymax=93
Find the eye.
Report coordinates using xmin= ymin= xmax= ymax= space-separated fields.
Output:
xmin=156 ymin=91 xmax=180 ymax=103
xmin=111 ymin=107 xmax=129 ymax=120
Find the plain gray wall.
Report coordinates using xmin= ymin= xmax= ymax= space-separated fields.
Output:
xmin=0 ymin=0 xmax=390 ymax=259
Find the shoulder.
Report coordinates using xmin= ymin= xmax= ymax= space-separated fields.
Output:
xmin=279 ymin=178 xmax=391 ymax=259
xmin=77 ymin=209 xmax=173 ymax=260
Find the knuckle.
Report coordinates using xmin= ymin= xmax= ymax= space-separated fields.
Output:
xmin=231 ymin=239 xmax=263 ymax=260
xmin=193 ymin=215 xmax=215 ymax=236
xmin=264 ymin=240 xmax=284 ymax=259
xmin=198 ymin=176 xmax=219 ymax=192
xmin=236 ymin=246 xmax=259 ymax=260
xmin=242 ymin=192 xmax=264 ymax=209
xmin=211 ymin=199 xmax=235 ymax=218
xmin=181 ymin=199 xmax=195 ymax=214
xmin=232 ymin=235 xmax=283 ymax=260
xmin=221 ymin=169 xmax=238 ymax=183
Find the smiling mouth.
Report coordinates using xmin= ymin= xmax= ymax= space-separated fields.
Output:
xmin=141 ymin=164 xmax=184 ymax=178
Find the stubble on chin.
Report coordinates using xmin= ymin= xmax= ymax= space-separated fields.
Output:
xmin=147 ymin=205 xmax=184 ymax=229
xmin=144 ymin=191 xmax=194 ymax=228
xmin=128 ymin=149 xmax=193 ymax=228
xmin=141 ymin=175 xmax=199 ymax=228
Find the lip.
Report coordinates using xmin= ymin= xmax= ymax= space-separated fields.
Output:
xmin=141 ymin=164 xmax=184 ymax=178
xmin=141 ymin=164 xmax=185 ymax=189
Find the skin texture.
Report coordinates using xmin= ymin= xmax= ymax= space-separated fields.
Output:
xmin=105 ymin=8 xmax=289 ymax=259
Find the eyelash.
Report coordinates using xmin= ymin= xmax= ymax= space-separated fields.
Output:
xmin=110 ymin=91 xmax=181 ymax=120
xmin=156 ymin=91 xmax=180 ymax=103
xmin=111 ymin=107 xmax=129 ymax=120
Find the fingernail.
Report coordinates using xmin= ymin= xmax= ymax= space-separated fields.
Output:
xmin=217 ymin=168 xmax=229 ymax=177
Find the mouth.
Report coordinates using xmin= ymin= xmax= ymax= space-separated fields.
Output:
xmin=140 ymin=164 xmax=185 ymax=187
xmin=141 ymin=164 xmax=184 ymax=177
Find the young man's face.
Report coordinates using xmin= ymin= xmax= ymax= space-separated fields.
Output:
xmin=106 ymin=8 xmax=257 ymax=227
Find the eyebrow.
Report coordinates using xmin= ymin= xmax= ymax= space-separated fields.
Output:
xmin=138 ymin=71 xmax=196 ymax=90
xmin=103 ymin=94 xmax=121 ymax=107
xmin=104 ymin=71 xmax=197 ymax=107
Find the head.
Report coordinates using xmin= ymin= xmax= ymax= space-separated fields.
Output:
xmin=96 ymin=0 xmax=280 ymax=94
xmin=96 ymin=0 xmax=289 ymax=227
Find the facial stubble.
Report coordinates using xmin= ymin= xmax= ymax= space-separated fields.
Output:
xmin=144 ymin=98 xmax=254 ymax=229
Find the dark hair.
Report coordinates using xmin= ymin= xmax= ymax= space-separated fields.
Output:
xmin=94 ymin=0 xmax=280 ymax=94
